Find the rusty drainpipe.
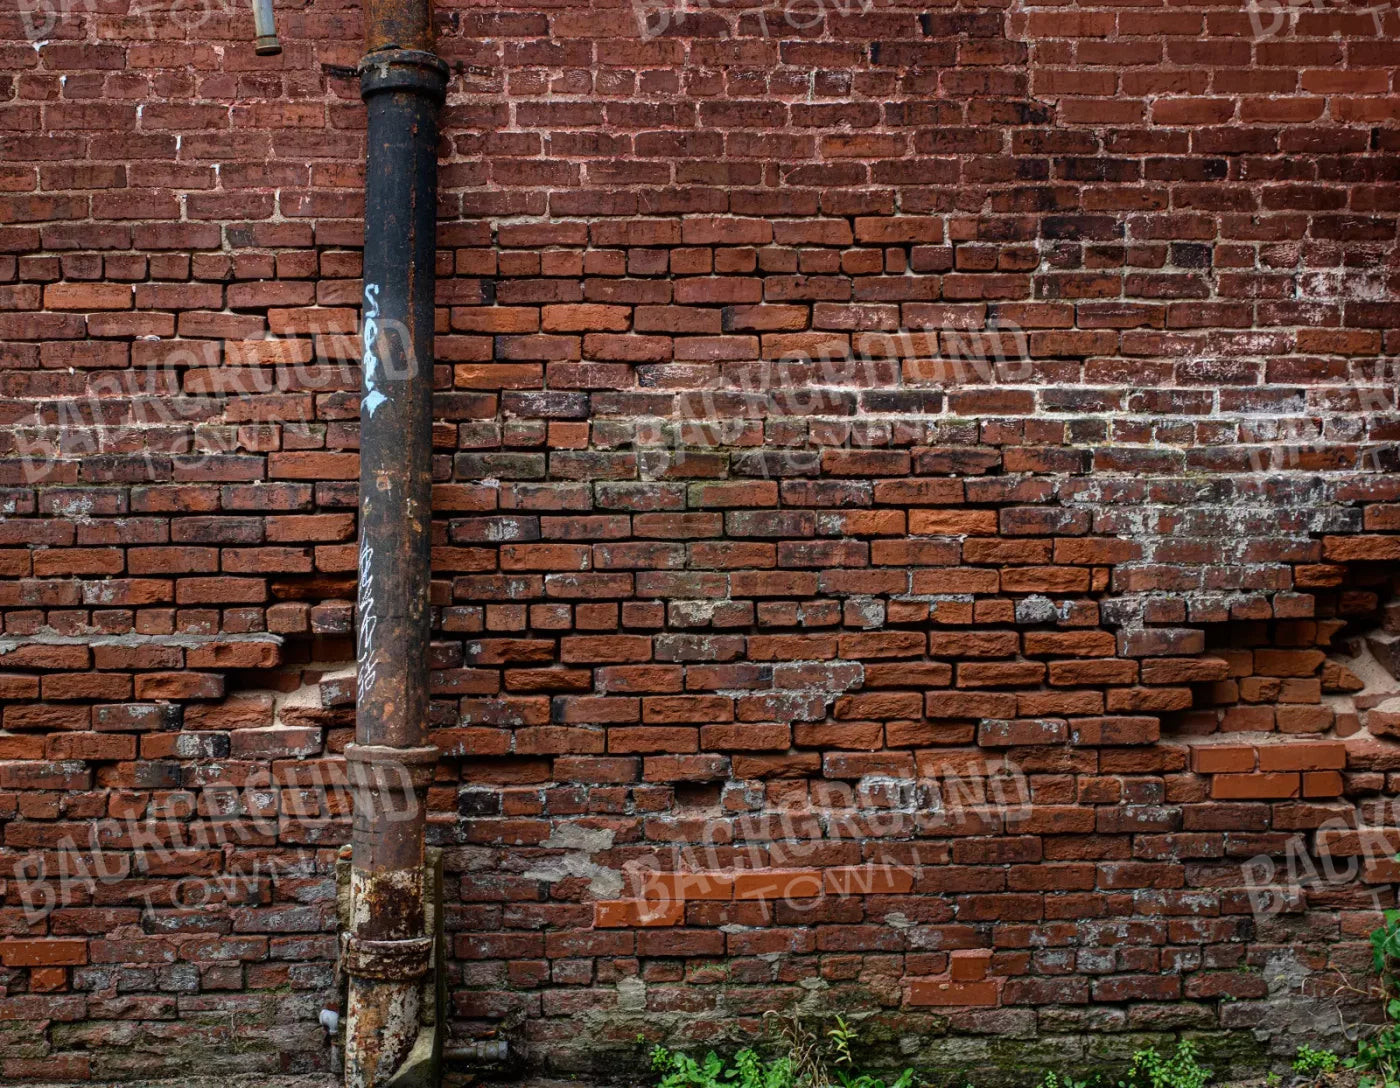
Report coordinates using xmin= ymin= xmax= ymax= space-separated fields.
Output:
xmin=343 ymin=0 xmax=446 ymax=1081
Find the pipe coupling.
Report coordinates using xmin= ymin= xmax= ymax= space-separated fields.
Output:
xmin=359 ymin=49 xmax=449 ymax=104
xmin=342 ymin=932 xmax=434 ymax=982
xmin=344 ymin=743 xmax=439 ymax=792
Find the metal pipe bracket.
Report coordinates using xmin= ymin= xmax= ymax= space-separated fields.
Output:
xmin=359 ymin=49 xmax=449 ymax=104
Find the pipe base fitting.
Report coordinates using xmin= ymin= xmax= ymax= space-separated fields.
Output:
xmin=338 ymin=849 xmax=445 ymax=1088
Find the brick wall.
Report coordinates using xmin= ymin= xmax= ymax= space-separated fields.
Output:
xmin=2 ymin=0 xmax=1400 ymax=1079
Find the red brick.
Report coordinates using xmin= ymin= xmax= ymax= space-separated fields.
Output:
xmin=906 ymin=978 xmax=1001 ymax=1007
xmin=593 ymin=899 xmax=684 ymax=927
xmin=732 ymin=870 xmax=823 ymax=901
xmin=641 ymin=872 xmax=735 ymax=902
xmin=1256 ymin=741 xmax=1346 ymax=772
xmin=823 ymin=866 xmax=915 ymax=896
xmin=1211 ymin=773 xmax=1300 ymax=800
xmin=0 ymin=940 xmax=87 ymax=968
xmin=1191 ymin=745 xmax=1256 ymax=774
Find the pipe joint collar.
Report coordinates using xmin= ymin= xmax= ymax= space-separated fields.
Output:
xmin=343 ymin=932 xmax=434 ymax=982
xmin=359 ymin=49 xmax=449 ymax=103
xmin=345 ymin=743 xmax=439 ymax=790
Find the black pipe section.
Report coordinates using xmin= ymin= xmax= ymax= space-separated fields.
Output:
xmin=355 ymin=50 xmax=445 ymax=770
xmin=344 ymin=29 xmax=447 ymax=1088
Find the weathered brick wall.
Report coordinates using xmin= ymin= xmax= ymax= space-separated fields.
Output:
xmin=2 ymin=0 xmax=1400 ymax=1079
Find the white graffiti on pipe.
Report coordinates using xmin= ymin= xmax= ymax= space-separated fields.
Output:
xmin=357 ymin=541 xmax=379 ymax=702
xmin=361 ymin=283 xmax=386 ymax=418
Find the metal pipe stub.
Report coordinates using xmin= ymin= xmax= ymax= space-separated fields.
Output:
xmin=251 ymin=0 xmax=281 ymax=55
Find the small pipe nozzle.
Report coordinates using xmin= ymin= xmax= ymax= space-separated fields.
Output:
xmin=252 ymin=0 xmax=281 ymax=55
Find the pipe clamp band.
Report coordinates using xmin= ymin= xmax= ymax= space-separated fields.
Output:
xmin=359 ymin=49 xmax=449 ymax=103
xmin=345 ymin=743 xmax=439 ymax=790
xmin=342 ymin=933 xmax=433 ymax=981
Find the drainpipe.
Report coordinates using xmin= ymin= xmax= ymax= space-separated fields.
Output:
xmin=343 ymin=0 xmax=446 ymax=1082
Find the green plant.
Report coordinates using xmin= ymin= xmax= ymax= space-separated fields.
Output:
xmin=829 ymin=1017 xmax=856 ymax=1067
xmin=1351 ymin=1030 xmax=1400 ymax=1088
xmin=832 ymin=1072 xmax=914 ymax=1088
xmin=1117 ymin=1041 xmax=1211 ymax=1088
xmin=1345 ymin=907 xmax=1400 ymax=1088
xmin=1264 ymin=1073 xmax=1281 ymax=1088
xmin=1037 ymin=1072 xmax=1097 ymax=1088
xmin=1041 ymin=1069 xmax=1092 ymax=1086
xmin=650 ymin=1044 xmax=794 ymax=1088
xmin=766 ymin=1011 xmax=829 ymax=1087
xmin=1294 ymin=1046 xmax=1340 ymax=1077
xmin=650 ymin=1015 xmax=915 ymax=1088
xmin=818 ymin=1016 xmax=915 ymax=1088
xmin=816 ymin=1016 xmax=914 ymax=1088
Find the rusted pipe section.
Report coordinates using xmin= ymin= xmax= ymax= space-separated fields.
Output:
xmin=345 ymin=0 xmax=445 ymax=1081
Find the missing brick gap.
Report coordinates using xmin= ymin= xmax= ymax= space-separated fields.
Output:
xmin=1165 ymin=568 xmax=1400 ymax=770
xmin=1327 ymin=597 xmax=1400 ymax=743
xmin=272 ymin=661 xmax=357 ymax=730
xmin=673 ymin=782 xmax=722 ymax=812
xmin=214 ymin=628 xmax=357 ymax=731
